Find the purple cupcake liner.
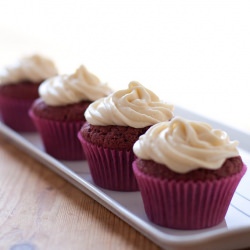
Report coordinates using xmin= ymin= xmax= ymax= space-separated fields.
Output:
xmin=0 ymin=96 xmax=36 ymax=132
xmin=133 ymin=161 xmax=247 ymax=230
xmin=78 ymin=132 xmax=138 ymax=191
xmin=29 ymin=109 xmax=85 ymax=161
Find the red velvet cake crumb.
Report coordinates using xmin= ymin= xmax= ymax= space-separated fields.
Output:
xmin=135 ymin=156 xmax=244 ymax=181
xmin=0 ymin=81 xmax=40 ymax=99
xmin=80 ymin=122 xmax=150 ymax=150
xmin=30 ymin=98 xmax=91 ymax=122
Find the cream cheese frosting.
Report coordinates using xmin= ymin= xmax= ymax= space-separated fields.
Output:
xmin=133 ymin=117 xmax=239 ymax=173
xmin=0 ymin=54 xmax=58 ymax=85
xmin=85 ymin=81 xmax=174 ymax=128
xmin=39 ymin=65 xmax=112 ymax=106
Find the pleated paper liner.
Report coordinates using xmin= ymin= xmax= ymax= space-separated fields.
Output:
xmin=133 ymin=161 xmax=247 ymax=230
xmin=29 ymin=109 xmax=85 ymax=161
xmin=78 ymin=132 xmax=139 ymax=191
xmin=0 ymin=96 xmax=36 ymax=132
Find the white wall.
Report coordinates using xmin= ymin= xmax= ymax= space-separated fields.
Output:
xmin=1 ymin=0 xmax=250 ymax=131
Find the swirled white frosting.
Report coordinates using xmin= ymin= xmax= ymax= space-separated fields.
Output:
xmin=85 ymin=81 xmax=174 ymax=128
xmin=0 ymin=54 xmax=58 ymax=85
xmin=133 ymin=117 xmax=239 ymax=173
xmin=39 ymin=65 xmax=112 ymax=106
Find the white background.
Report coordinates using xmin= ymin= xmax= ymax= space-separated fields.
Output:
xmin=0 ymin=0 xmax=250 ymax=131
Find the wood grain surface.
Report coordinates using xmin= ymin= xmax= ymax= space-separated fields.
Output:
xmin=0 ymin=135 xmax=160 ymax=250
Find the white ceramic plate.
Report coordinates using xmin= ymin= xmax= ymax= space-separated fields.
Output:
xmin=1 ymin=106 xmax=250 ymax=250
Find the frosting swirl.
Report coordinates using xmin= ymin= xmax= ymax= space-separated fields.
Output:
xmin=0 ymin=54 xmax=58 ymax=85
xmin=133 ymin=117 xmax=239 ymax=173
xmin=85 ymin=81 xmax=174 ymax=128
xmin=39 ymin=65 xmax=112 ymax=106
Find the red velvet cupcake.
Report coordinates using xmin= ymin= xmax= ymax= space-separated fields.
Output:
xmin=29 ymin=65 xmax=112 ymax=161
xmin=78 ymin=81 xmax=174 ymax=191
xmin=0 ymin=54 xmax=58 ymax=132
xmin=133 ymin=117 xmax=247 ymax=229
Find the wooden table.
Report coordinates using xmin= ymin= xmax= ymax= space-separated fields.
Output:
xmin=0 ymin=134 xmax=160 ymax=250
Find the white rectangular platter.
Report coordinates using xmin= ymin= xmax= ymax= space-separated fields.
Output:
xmin=1 ymin=106 xmax=250 ymax=250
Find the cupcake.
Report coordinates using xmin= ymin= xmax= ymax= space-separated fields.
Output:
xmin=132 ymin=117 xmax=247 ymax=229
xmin=78 ymin=81 xmax=174 ymax=191
xmin=29 ymin=65 xmax=112 ymax=161
xmin=0 ymin=54 xmax=58 ymax=132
